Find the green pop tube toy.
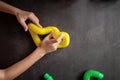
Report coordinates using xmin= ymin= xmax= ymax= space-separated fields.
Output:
xmin=43 ymin=73 xmax=54 ymax=80
xmin=83 ymin=70 xmax=104 ymax=80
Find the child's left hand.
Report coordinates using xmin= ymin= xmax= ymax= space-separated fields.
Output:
xmin=15 ymin=10 xmax=42 ymax=31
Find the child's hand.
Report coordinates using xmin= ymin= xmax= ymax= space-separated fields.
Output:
xmin=39 ymin=32 xmax=63 ymax=54
xmin=15 ymin=10 xmax=42 ymax=31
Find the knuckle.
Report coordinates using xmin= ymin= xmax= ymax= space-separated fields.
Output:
xmin=29 ymin=12 xmax=34 ymax=16
xmin=51 ymin=45 xmax=56 ymax=49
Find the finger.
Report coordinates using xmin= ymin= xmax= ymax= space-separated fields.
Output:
xmin=37 ymin=23 xmax=43 ymax=28
xmin=56 ymin=33 xmax=64 ymax=43
xmin=51 ymin=34 xmax=64 ymax=47
xmin=29 ymin=14 xmax=42 ymax=28
xmin=50 ymin=34 xmax=63 ymax=48
xmin=38 ymin=24 xmax=42 ymax=28
xmin=52 ymin=41 xmax=59 ymax=48
xmin=44 ymin=32 xmax=53 ymax=40
xmin=19 ymin=19 xmax=28 ymax=31
xmin=50 ymin=39 xmax=58 ymax=43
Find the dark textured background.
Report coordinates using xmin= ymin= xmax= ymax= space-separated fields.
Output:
xmin=0 ymin=0 xmax=120 ymax=80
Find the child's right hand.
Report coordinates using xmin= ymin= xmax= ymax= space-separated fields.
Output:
xmin=39 ymin=32 xmax=63 ymax=54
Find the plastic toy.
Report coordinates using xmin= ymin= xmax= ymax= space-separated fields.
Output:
xmin=43 ymin=73 xmax=54 ymax=80
xmin=28 ymin=23 xmax=70 ymax=48
xmin=83 ymin=70 xmax=104 ymax=80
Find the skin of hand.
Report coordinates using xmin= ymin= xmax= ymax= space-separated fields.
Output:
xmin=15 ymin=10 xmax=42 ymax=31
xmin=0 ymin=32 xmax=63 ymax=80
xmin=40 ymin=32 xmax=64 ymax=53
xmin=0 ymin=1 xmax=42 ymax=31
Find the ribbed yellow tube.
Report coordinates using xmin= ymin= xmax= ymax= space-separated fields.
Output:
xmin=28 ymin=23 xmax=70 ymax=48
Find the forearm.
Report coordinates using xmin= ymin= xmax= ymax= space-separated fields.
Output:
xmin=3 ymin=47 xmax=46 ymax=80
xmin=0 ymin=1 xmax=21 ymax=16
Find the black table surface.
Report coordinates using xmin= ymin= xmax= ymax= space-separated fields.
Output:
xmin=0 ymin=0 xmax=120 ymax=80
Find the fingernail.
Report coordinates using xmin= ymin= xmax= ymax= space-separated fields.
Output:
xmin=25 ymin=28 xmax=28 ymax=32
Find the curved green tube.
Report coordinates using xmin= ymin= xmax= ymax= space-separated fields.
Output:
xmin=83 ymin=70 xmax=104 ymax=80
xmin=43 ymin=73 xmax=54 ymax=80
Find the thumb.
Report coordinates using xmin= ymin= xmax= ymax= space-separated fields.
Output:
xmin=44 ymin=32 xmax=53 ymax=40
xmin=56 ymin=33 xmax=64 ymax=43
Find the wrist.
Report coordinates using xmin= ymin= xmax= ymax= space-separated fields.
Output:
xmin=36 ymin=47 xmax=47 ymax=56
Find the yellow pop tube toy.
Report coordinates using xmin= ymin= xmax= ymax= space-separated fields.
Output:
xmin=28 ymin=23 xmax=70 ymax=48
